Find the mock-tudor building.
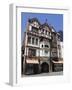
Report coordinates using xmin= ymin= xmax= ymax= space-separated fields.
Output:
xmin=21 ymin=18 xmax=63 ymax=75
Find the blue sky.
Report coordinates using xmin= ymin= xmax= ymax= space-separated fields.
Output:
xmin=21 ymin=12 xmax=63 ymax=42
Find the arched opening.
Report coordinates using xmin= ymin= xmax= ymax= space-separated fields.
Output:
xmin=41 ymin=62 xmax=49 ymax=73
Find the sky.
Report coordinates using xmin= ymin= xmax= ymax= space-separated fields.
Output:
xmin=21 ymin=12 xmax=63 ymax=42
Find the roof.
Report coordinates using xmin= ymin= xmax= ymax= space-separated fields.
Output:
xmin=28 ymin=18 xmax=58 ymax=33
xmin=50 ymin=26 xmax=56 ymax=33
xmin=40 ymin=22 xmax=52 ymax=32
xmin=28 ymin=18 xmax=41 ymax=25
xmin=57 ymin=32 xmax=60 ymax=36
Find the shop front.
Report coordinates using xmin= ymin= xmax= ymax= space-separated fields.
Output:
xmin=52 ymin=60 xmax=63 ymax=72
xmin=25 ymin=59 xmax=39 ymax=75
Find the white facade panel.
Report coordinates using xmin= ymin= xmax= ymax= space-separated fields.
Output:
xmin=29 ymin=25 xmax=32 ymax=31
xmin=36 ymin=49 xmax=40 ymax=56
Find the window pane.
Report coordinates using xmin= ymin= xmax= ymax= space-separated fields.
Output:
xmin=45 ymin=50 xmax=48 ymax=54
xmin=32 ymin=27 xmax=38 ymax=33
xmin=28 ymin=36 xmax=31 ymax=44
xmin=36 ymin=38 xmax=38 ymax=45
xmin=45 ymin=45 xmax=49 ymax=48
xmin=32 ymin=37 xmax=34 ymax=44
xmin=28 ymin=48 xmax=36 ymax=57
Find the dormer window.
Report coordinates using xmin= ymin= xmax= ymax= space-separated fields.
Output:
xmin=32 ymin=26 xmax=38 ymax=33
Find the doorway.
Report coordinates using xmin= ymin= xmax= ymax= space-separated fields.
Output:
xmin=41 ymin=62 xmax=49 ymax=72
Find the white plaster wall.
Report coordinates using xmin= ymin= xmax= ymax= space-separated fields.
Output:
xmin=40 ymin=49 xmax=43 ymax=56
xmin=40 ymin=49 xmax=50 ymax=57
xmin=40 ymin=41 xmax=50 ymax=57
xmin=36 ymin=49 xmax=40 ymax=56
xmin=57 ymin=41 xmax=63 ymax=58
xmin=29 ymin=25 xmax=32 ymax=31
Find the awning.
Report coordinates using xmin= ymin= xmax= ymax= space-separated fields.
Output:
xmin=52 ymin=60 xmax=63 ymax=64
xmin=26 ymin=59 xmax=39 ymax=64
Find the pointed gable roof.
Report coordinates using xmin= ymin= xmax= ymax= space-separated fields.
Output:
xmin=40 ymin=22 xmax=52 ymax=32
xmin=28 ymin=18 xmax=41 ymax=25
xmin=49 ymin=25 xmax=56 ymax=33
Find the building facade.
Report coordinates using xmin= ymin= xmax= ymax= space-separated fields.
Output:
xmin=21 ymin=18 xmax=63 ymax=75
